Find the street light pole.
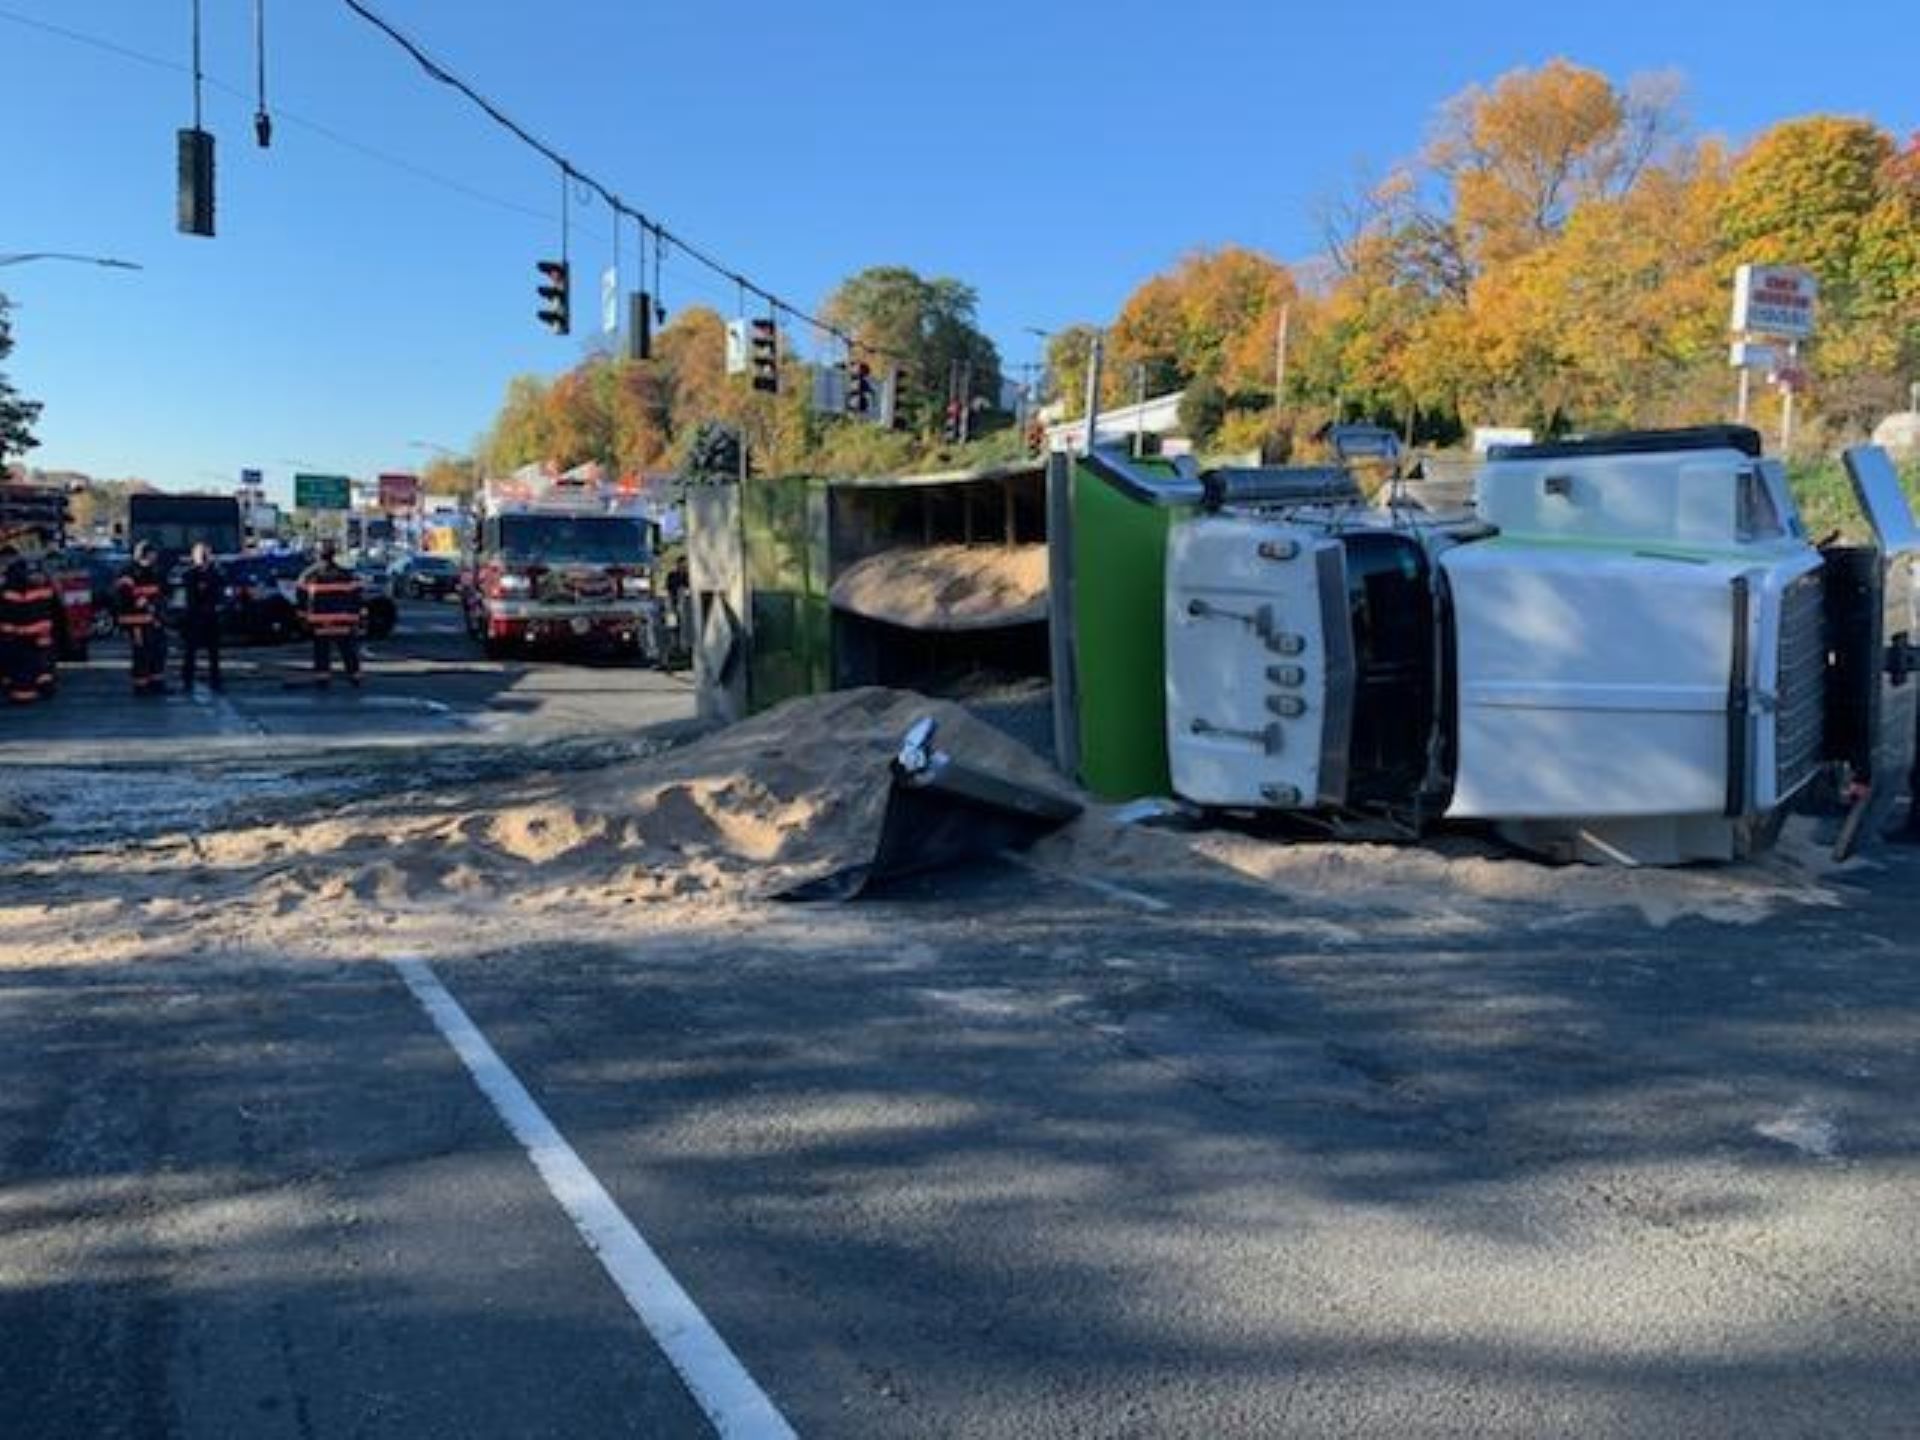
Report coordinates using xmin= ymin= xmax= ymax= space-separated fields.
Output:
xmin=0 ymin=253 xmax=144 ymax=271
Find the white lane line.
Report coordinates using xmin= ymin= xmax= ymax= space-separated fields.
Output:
xmin=998 ymin=851 xmax=1172 ymax=913
xmin=181 ymin=679 xmax=268 ymax=735
xmin=392 ymin=957 xmax=798 ymax=1440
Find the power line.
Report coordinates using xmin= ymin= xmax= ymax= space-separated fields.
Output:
xmin=334 ymin=0 xmax=900 ymax=362
xmin=0 ymin=3 xmax=550 ymax=223
xmin=1 ymin=0 xmax=898 ymax=364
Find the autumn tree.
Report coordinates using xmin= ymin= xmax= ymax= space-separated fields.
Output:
xmin=0 ymin=297 xmax=42 ymax=462
xmin=822 ymin=267 xmax=1003 ymax=431
xmin=1110 ymin=247 xmax=1297 ymax=399
xmin=1430 ymin=62 xmax=1683 ymax=270
xmin=419 ymin=453 xmax=477 ymax=499
xmin=1722 ymin=117 xmax=1920 ymax=429
xmin=1311 ymin=60 xmax=1693 ymax=432
xmin=1044 ymin=324 xmax=1103 ymax=417
xmin=480 ymin=375 xmax=553 ymax=472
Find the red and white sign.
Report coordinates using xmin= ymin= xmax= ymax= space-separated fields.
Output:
xmin=377 ymin=472 xmax=421 ymax=512
xmin=1731 ymin=264 xmax=1818 ymax=339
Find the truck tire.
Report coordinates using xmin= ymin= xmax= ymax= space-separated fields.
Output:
xmin=482 ymin=636 xmax=511 ymax=661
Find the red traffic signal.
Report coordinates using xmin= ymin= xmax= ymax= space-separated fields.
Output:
xmin=536 ymin=259 xmax=571 ymax=335
xmin=845 ymin=359 xmax=874 ymax=416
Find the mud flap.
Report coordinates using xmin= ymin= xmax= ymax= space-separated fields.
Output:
xmin=779 ymin=717 xmax=1082 ymax=901
xmin=1829 ymin=447 xmax=1920 ymax=859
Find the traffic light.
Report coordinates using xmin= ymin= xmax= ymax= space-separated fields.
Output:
xmin=887 ymin=368 xmax=910 ymax=431
xmin=845 ymin=359 xmax=874 ymax=417
xmin=627 ymin=291 xmax=653 ymax=362
xmin=749 ymin=317 xmax=778 ymax=394
xmin=177 ymin=128 xmax=216 ymax=237
xmin=536 ymin=259 xmax=571 ymax=335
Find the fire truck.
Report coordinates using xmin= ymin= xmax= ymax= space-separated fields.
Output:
xmin=463 ymin=466 xmax=659 ymax=659
xmin=0 ymin=481 xmax=97 ymax=661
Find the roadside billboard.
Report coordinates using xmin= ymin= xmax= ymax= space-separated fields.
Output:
xmin=1732 ymin=264 xmax=1818 ymax=339
xmin=378 ymin=472 xmax=421 ymax=512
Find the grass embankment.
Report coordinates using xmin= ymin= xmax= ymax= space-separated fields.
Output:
xmin=1790 ymin=458 xmax=1920 ymax=541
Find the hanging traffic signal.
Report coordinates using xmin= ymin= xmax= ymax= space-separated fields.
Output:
xmin=749 ymin=317 xmax=778 ymax=394
xmin=845 ymin=359 xmax=874 ymax=417
xmin=627 ymin=291 xmax=653 ymax=361
xmin=536 ymin=259 xmax=571 ymax=335
xmin=886 ymin=368 xmax=911 ymax=431
xmin=176 ymin=128 xmax=216 ymax=237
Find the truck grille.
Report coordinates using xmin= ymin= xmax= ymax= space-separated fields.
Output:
xmin=1775 ymin=569 xmax=1826 ymax=799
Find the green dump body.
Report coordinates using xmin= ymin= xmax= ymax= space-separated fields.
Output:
xmin=1070 ymin=458 xmax=1187 ymax=799
xmin=741 ymin=474 xmax=832 ymax=711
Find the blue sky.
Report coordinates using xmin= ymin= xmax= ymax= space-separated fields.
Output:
xmin=4 ymin=0 xmax=1914 ymax=504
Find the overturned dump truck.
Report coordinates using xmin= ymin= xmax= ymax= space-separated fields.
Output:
xmin=1067 ymin=427 xmax=1918 ymax=864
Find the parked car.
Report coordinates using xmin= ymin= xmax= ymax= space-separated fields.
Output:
xmin=157 ymin=551 xmax=396 ymax=646
xmin=74 ymin=548 xmax=129 ymax=639
xmin=168 ymin=552 xmax=303 ymax=645
xmin=353 ymin=558 xmax=399 ymax=640
xmin=391 ymin=552 xmax=462 ymax=600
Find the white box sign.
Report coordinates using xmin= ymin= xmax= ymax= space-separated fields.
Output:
xmin=1732 ymin=264 xmax=1818 ymax=339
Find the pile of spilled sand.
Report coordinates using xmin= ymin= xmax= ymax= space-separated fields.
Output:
xmin=141 ymin=688 xmax=1072 ymax=912
xmin=4 ymin=686 xmax=1856 ymax=938
xmin=828 ymin=544 xmax=1048 ymax=631
xmin=1032 ymin=803 xmax=1857 ymax=930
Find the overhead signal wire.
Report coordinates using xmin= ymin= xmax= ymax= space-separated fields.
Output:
xmin=334 ymin=0 xmax=905 ymax=363
xmin=0 ymin=4 xmax=551 ymax=224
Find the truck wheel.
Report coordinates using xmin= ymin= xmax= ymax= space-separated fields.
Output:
xmin=482 ymin=636 xmax=511 ymax=660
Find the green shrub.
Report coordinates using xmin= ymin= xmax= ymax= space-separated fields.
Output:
xmin=1789 ymin=458 xmax=1920 ymax=541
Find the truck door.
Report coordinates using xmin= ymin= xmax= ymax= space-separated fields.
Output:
xmin=1827 ymin=446 xmax=1920 ymax=853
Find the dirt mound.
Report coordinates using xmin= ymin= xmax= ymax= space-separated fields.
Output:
xmin=148 ymin=688 xmax=1070 ymax=909
xmin=829 ymin=544 xmax=1048 ymax=631
xmin=1033 ymin=804 xmax=1854 ymax=930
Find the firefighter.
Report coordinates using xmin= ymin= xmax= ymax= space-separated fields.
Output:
xmin=1 ymin=543 xmax=58 ymax=704
xmin=178 ymin=540 xmax=225 ymax=691
xmin=116 ymin=540 xmax=169 ymax=696
xmin=297 ymin=538 xmax=363 ymax=687
xmin=0 ymin=544 xmax=31 ymax=705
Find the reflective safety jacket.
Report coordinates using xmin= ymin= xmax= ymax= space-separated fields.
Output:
xmin=1 ymin=557 xmax=56 ymax=652
xmin=115 ymin=562 xmax=166 ymax=628
xmin=297 ymin=561 xmax=363 ymax=637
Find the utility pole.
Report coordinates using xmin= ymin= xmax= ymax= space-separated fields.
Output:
xmin=1273 ymin=302 xmax=1291 ymax=417
xmin=1132 ymin=362 xmax=1148 ymax=459
xmin=958 ymin=360 xmax=974 ymax=444
xmin=1780 ymin=340 xmax=1798 ymax=456
xmin=1082 ymin=333 xmax=1105 ymax=453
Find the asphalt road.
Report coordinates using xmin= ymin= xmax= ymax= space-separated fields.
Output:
xmin=5 ymin=837 xmax=1920 ymax=1436
xmin=0 ymin=597 xmax=695 ymax=762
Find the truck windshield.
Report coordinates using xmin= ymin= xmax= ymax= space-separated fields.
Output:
xmin=497 ymin=515 xmax=648 ymax=566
